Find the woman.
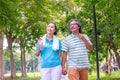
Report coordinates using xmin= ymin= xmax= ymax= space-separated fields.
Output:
xmin=35 ymin=22 xmax=62 ymax=80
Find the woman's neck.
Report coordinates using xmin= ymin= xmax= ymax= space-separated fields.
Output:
xmin=46 ymin=34 xmax=53 ymax=40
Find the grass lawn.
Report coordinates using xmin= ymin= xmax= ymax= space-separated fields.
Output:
xmin=89 ymin=70 xmax=120 ymax=80
xmin=5 ymin=72 xmax=40 ymax=80
xmin=4 ymin=70 xmax=120 ymax=80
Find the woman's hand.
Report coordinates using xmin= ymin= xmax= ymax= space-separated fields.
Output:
xmin=62 ymin=67 xmax=67 ymax=75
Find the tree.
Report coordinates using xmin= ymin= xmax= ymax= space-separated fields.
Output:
xmin=0 ymin=28 xmax=4 ymax=80
xmin=1 ymin=0 xmax=20 ymax=78
xmin=0 ymin=0 xmax=19 ymax=79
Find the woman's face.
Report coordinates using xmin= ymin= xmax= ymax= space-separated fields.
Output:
xmin=47 ymin=23 xmax=56 ymax=34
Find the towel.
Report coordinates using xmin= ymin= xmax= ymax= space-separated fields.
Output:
xmin=42 ymin=34 xmax=59 ymax=50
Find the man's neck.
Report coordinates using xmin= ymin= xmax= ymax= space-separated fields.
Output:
xmin=72 ymin=31 xmax=79 ymax=36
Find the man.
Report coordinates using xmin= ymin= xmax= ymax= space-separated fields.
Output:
xmin=62 ymin=19 xmax=93 ymax=80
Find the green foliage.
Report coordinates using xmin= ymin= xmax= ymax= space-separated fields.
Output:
xmin=0 ymin=0 xmax=20 ymax=26
xmin=1 ymin=0 xmax=120 ymax=78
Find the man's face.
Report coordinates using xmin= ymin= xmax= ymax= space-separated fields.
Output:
xmin=69 ymin=21 xmax=80 ymax=33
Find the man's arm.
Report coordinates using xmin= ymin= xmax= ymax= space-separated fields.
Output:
xmin=82 ymin=38 xmax=93 ymax=51
xmin=78 ymin=34 xmax=93 ymax=51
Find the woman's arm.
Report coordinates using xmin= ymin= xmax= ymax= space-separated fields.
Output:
xmin=62 ymin=51 xmax=67 ymax=75
xmin=35 ymin=49 xmax=40 ymax=56
xmin=35 ymin=43 xmax=42 ymax=56
xmin=59 ymin=52 xmax=62 ymax=61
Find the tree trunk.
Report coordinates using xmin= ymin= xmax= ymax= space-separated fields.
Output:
xmin=0 ymin=30 xmax=4 ymax=80
xmin=7 ymin=37 xmax=16 ymax=79
xmin=109 ymin=34 xmax=120 ymax=69
xmin=105 ymin=50 xmax=112 ymax=75
xmin=21 ymin=50 xmax=27 ymax=77
xmin=20 ymin=42 xmax=27 ymax=77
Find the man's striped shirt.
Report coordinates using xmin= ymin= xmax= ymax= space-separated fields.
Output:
xmin=62 ymin=33 xmax=92 ymax=69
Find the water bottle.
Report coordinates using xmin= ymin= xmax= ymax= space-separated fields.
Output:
xmin=38 ymin=37 xmax=43 ymax=50
xmin=38 ymin=37 xmax=43 ymax=44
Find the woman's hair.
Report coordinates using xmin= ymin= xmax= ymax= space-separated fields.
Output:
xmin=68 ymin=19 xmax=82 ymax=34
xmin=48 ymin=22 xmax=57 ymax=35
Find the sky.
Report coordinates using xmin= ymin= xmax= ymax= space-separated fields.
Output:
xmin=3 ymin=36 xmax=8 ymax=49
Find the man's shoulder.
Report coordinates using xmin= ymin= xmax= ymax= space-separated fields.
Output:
xmin=83 ymin=34 xmax=87 ymax=37
xmin=62 ymin=35 xmax=70 ymax=43
xmin=64 ymin=35 xmax=72 ymax=39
